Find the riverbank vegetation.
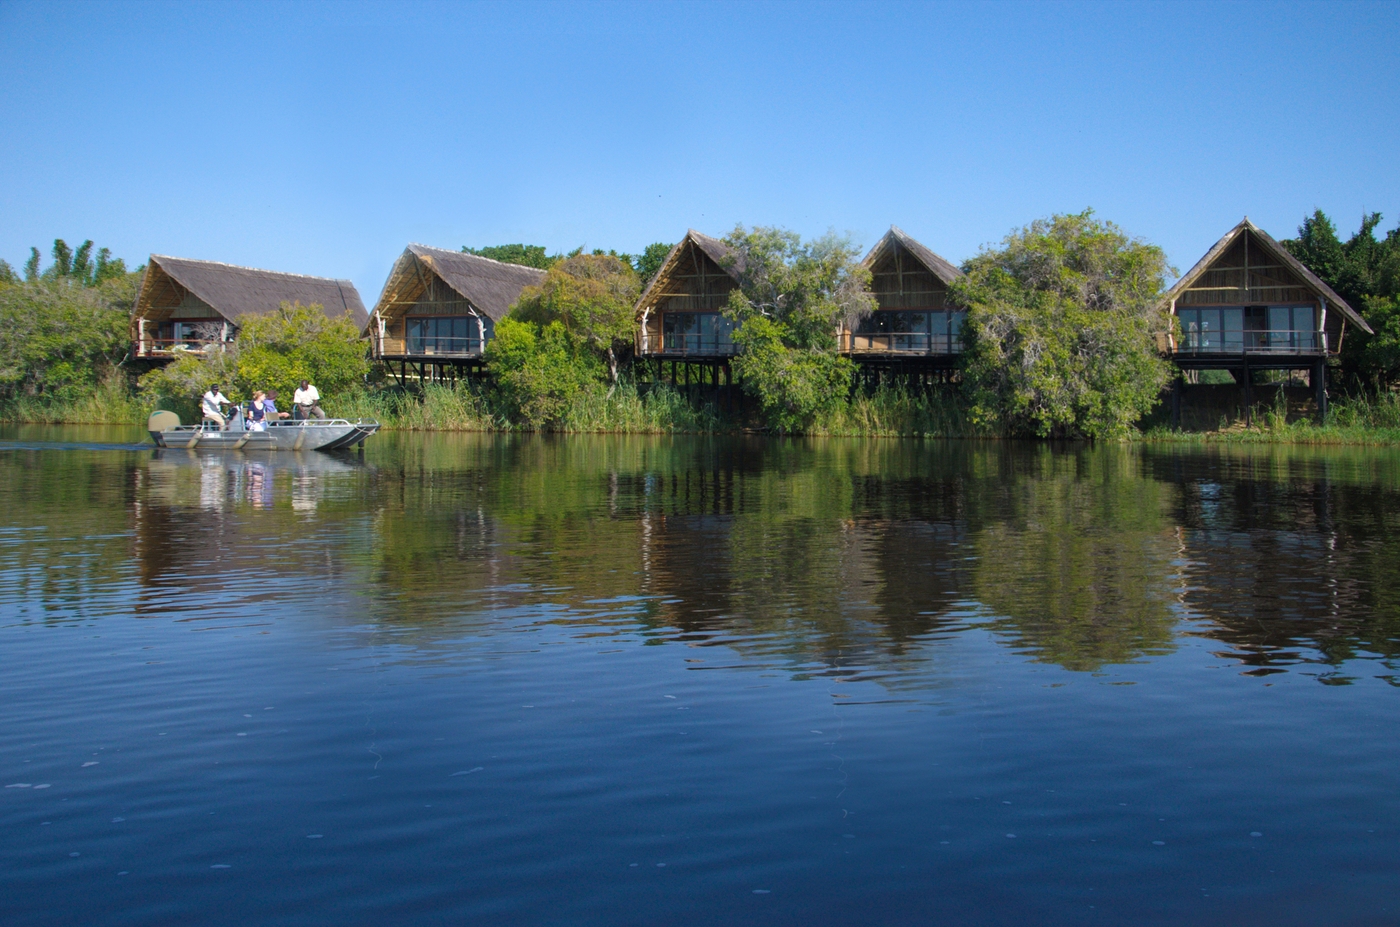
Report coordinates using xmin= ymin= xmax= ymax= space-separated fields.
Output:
xmin=0 ymin=239 xmax=144 ymax=422
xmin=4 ymin=213 xmax=1400 ymax=443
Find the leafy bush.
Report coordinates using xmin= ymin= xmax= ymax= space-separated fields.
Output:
xmin=511 ymin=254 xmax=639 ymax=383
xmin=0 ymin=276 xmax=137 ymax=401
xmin=731 ymin=315 xmax=854 ymax=432
xmin=139 ymin=302 xmax=368 ymax=409
xmin=721 ymin=226 xmax=874 ymax=432
xmin=485 ymin=317 xmax=603 ymax=428
xmin=955 ymin=211 xmax=1174 ymax=439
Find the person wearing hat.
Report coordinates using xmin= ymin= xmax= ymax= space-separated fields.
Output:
xmin=201 ymin=384 xmax=230 ymax=429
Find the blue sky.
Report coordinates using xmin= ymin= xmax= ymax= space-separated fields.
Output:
xmin=1 ymin=0 xmax=1396 ymax=302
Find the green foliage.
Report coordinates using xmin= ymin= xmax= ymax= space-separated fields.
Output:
xmin=18 ymin=239 xmax=133 ymax=287
xmin=0 ymin=260 xmax=17 ymax=287
xmin=722 ymin=226 xmax=875 ymax=349
xmin=814 ymin=384 xmax=976 ymax=437
xmin=138 ymin=302 xmax=368 ymax=408
xmin=0 ymin=275 xmax=138 ymax=401
xmin=462 ymin=243 xmax=557 ymax=269
xmin=1282 ymin=211 xmax=1400 ymax=387
xmin=0 ymin=369 xmax=148 ymax=424
xmin=137 ymin=350 xmax=238 ymax=418
xmin=955 ymin=210 xmax=1174 ymax=438
xmin=485 ymin=317 xmax=603 ymax=428
xmin=731 ymin=315 xmax=855 ymax=432
xmin=234 ymin=303 xmax=369 ymax=398
xmin=511 ymin=253 xmax=640 ymax=383
xmin=721 ymin=226 xmax=874 ymax=431
xmin=633 ymin=242 xmax=673 ymax=287
xmin=1353 ymin=295 xmax=1400 ymax=385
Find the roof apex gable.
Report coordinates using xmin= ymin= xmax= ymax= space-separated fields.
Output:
xmin=862 ymin=226 xmax=964 ymax=286
xmin=1162 ymin=218 xmax=1371 ymax=333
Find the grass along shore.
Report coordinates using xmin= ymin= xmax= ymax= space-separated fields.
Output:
xmin=3 ymin=377 xmax=1400 ymax=444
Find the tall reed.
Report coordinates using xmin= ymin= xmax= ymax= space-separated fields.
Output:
xmin=0 ymin=372 xmax=148 ymax=425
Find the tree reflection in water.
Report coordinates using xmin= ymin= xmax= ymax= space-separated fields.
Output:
xmin=5 ymin=431 xmax=1399 ymax=682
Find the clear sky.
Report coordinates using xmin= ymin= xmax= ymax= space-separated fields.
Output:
xmin=1 ymin=0 xmax=1396 ymax=303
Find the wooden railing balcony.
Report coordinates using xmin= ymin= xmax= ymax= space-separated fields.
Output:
xmin=1173 ymin=330 xmax=1328 ymax=355
xmin=135 ymin=338 xmax=229 ymax=357
xmin=651 ymin=336 xmax=739 ymax=357
xmin=842 ymin=332 xmax=964 ymax=355
xmin=402 ymin=336 xmax=486 ymax=357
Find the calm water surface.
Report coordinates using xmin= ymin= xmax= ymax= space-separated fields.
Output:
xmin=2 ymin=426 xmax=1399 ymax=925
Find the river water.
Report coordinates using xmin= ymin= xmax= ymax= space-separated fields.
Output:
xmin=1 ymin=426 xmax=1398 ymax=925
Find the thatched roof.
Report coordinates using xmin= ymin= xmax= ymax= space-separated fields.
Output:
xmin=634 ymin=230 xmax=741 ymax=311
xmin=134 ymin=255 xmax=368 ymax=328
xmin=1162 ymin=218 xmax=1371 ymax=333
xmin=862 ymin=226 xmax=964 ymax=284
xmin=370 ymin=244 xmax=547 ymax=330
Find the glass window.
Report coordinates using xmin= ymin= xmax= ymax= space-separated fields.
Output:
xmin=854 ymin=310 xmax=965 ymax=353
xmin=406 ymin=317 xmax=485 ymax=355
xmin=662 ymin=313 xmax=734 ymax=354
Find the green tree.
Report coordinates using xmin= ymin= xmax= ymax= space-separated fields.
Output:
xmin=1282 ymin=210 xmax=1400 ymax=387
xmin=233 ymin=303 xmax=369 ymax=398
xmin=139 ymin=302 xmax=368 ymax=408
xmin=484 ymin=317 xmax=602 ymax=428
xmin=954 ymin=210 xmax=1173 ymax=439
xmin=633 ymin=242 xmax=673 ymax=287
xmin=462 ymin=243 xmax=557 ymax=269
xmin=511 ymin=253 xmax=640 ymax=384
xmin=0 ymin=276 xmax=137 ymax=400
xmin=0 ymin=260 xmax=17 ymax=288
xmin=17 ymin=239 xmax=135 ymax=288
xmin=720 ymin=226 xmax=874 ymax=432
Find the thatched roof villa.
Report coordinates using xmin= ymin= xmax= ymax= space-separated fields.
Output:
xmin=367 ymin=245 xmax=546 ymax=368
xmin=633 ymin=230 xmax=743 ymax=358
xmin=844 ymin=226 xmax=965 ymax=360
xmin=131 ymin=255 xmax=367 ymax=360
xmin=1163 ymin=217 xmax=1371 ymax=358
xmin=1162 ymin=218 xmax=1374 ymax=417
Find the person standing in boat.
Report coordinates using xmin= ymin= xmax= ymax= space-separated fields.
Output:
xmin=201 ymin=385 xmax=231 ymax=429
xmin=293 ymin=380 xmax=325 ymax=420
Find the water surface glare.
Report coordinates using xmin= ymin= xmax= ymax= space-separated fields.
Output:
xmin=2 ymin=426 xmax=1399 ymax=925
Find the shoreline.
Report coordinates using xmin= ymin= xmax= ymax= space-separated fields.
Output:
xmin=3 ymin=414 xmax=1399 ymax=445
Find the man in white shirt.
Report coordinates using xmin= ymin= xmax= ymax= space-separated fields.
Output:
xmin=293 ymin=380 xmax=325 ymax=420
xmin=201 ymin=385 xmax=230 ymax=429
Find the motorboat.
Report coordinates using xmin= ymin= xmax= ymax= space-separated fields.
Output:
xmin=147 ymin=408 xmax=379 ymax=451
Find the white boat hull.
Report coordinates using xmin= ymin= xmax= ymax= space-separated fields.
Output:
xmin=151 ymin=419 xmax=379 ymax=451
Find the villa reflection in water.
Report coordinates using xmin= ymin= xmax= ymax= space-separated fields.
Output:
xmin=72 ymin=436 xmax=1400 ymax=680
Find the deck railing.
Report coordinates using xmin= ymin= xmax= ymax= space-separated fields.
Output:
xmin=403 ymin=336 xmax=486 ymax=357
xmin=841 ymin=332 xmax=964 ymax=355
xmin=654 ymin=335 xmax=740 ymax=357
xmin=1174 ymin=330 xmax=1327 ymax=355
xmin=135 ymin=338 xmax=228 ymax=357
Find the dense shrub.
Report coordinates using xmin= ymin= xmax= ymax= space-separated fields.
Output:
xmin=139 ymin=302 xmax=368 ymax=407
xmin=955 ymin=211 xmax=1174 ymax=439
xmin=485 ymin=318 xmax=604 ymax=428
xmin=722 ymin=226 xmax=873 ymax=432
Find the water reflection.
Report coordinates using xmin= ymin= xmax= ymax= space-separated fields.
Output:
xmin=2 ymin=432 xmax=1399 ymax=680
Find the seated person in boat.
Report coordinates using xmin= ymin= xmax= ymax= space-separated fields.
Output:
xmin=201 ymin=385 xmax=231 ymax=429
xmin=293 ymin=380 xmax=326 ymax=420
xmin=263 ymin=389 xmax=291 ymax=420
xmin=248 ymin=391 xmax=271 ymax=432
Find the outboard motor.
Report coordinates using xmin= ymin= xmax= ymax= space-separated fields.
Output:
xmin=147 ymin=410 xmax=180 ymax=444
